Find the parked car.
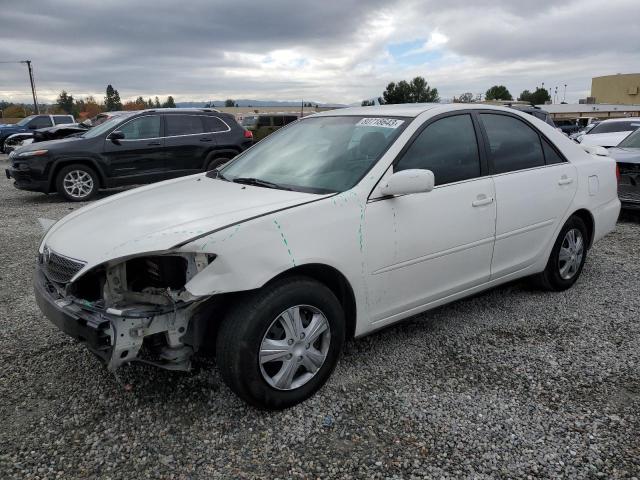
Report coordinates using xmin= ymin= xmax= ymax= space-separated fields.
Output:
xmin=578 ymin=118 xmax=640 ymax=147
xmin=3 ymin=132 xmax=34 ymax=154
xmin=33 ymin=104 xmax=619 ymax=409
xmin=608 ymin=129 xmax=640 ymax=210
xmin=0 ymin=114 xmax=74 ymax=152
xmin=555 ymin=119 xmax=581 ymax=136
xmin=32 ymin=123 xmax=89 ymax=142
xmin=6 ymin=108 xmax=252 ymax=201
xmin=570 ymin=121 xmax=600 ymax=142
xmin=242 ymin=113 xmax=299 ymax=141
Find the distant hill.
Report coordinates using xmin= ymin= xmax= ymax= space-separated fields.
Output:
xmin=176 ymin=99 xmax=346 ymax=108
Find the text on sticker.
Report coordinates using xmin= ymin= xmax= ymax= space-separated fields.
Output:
xmin=356 ymin=118 xmax=405 ymax=129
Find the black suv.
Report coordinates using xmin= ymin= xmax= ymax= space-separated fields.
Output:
xmin=6 ymin=109 xmax=253 ymax=201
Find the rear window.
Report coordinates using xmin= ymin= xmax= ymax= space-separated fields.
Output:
xmin=53 ymin=115 xmax=73 ymax=125
xmin=203 ymin=116 xmax=229 ymax=133
xmin=241 ymin=116 xmax=257 ymax=127
xmin=589 ymin=121 xmax=640 ymax=134
xmin=165 ymin=115 xmax=205 ymax=136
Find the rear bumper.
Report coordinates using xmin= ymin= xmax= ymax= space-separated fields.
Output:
xmin=592 ymin=197 xmax=621 ymax=244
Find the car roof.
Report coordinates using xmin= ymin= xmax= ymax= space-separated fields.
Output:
xmin=311 ymin=103 xmax=533 ymax=118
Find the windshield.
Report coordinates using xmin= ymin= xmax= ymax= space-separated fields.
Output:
xmin=241 ymin=116 xmax=257 ymax=127
xmin=81 ymin=115 xmax=129 ymax=138
xmin=221 ymin=116 xmax=408 ymax=193
xmin=589 ymin=121 xmax=640 ymax=135
xmin=618 ymin=129 xmax=640 ymax=148
xmin=16 ymin=116 xmax=35 ymax=126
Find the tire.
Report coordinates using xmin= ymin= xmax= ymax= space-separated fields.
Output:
xmin=534 ymin=215 xmax=588 ymax=291
xmin=216 ymin=276 xmax=345 ymax=409
xmin=206 ymin=156 xmax=230 ymax=171
xmin=55 ymin=164 xmax=99 ymax=202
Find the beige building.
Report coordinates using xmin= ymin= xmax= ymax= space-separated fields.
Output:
xmin=591 ymin=73 xmax=640 ymax=104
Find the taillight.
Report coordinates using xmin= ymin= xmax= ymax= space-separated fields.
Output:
xmin=243 ymin=129 xmax=253 ymax=139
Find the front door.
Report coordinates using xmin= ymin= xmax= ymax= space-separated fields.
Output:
xmin=477 ymin=112 xmax=578 ymax=278
xmin=364 ymin=113 xmax=496 ymax=324
xmin=102 ymin=114 xmax=165 ymax=184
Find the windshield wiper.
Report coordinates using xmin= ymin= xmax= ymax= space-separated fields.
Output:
xmin=232 ymin=177 xmax=292 ymax=191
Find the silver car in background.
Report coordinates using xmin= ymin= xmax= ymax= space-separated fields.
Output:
xmin=609 ymin=129 xmax=640 ymax=210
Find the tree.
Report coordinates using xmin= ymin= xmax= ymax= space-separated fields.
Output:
xmin=485 ymin=85 xmax=513 ymax=101
xmin=123 ymin=97 xmax=147 ymax=111
xmin=3 ymin=104 xmax=28 ymax=118
xmin=154 ymin=96 xmax=161 ymax=108
xmin=224 ymin=99 xmax=235 ymax=107
xmin=104 ymin=85 xmax=122 ymax=111
xmin=56 ymin=90 xmax=74 ymax=114
xmin=147 ymin=98 xmax=154 ymax=108
xmin=518 ymin=87 xmax=551 ymax=105
xmin=382 ymin=76 xmax=439 ymax=104
xmin=361 ymin=99 xmax=375 ymax=106
xmin=162 ymin=96 xmax=176 ymax=108
xmin=456 ymin=92 xmax=475 ymax=103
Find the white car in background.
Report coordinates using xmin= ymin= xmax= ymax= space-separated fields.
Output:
xmin=578 ymin=118 xmax=640 ymax=147
xmin=35 ymin=104 xmax=620 ymax=409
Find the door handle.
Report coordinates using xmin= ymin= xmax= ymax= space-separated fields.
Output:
xmin=147 ymin=141 xmax=161 ymax=146
xmin=472 ymin=194 xmax=494 ymax=207
xmin=558 ymin=176 xmax=573 ymax=185
xmin=199 ymin=138 xmax=213 ymax=142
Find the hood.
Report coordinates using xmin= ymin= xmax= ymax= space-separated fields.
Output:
xmin=607 ymin=147 xmax=640 ymax=164
xmin=42 ymin=174 xmax=323 ymax=272
xmin=580 ymin=131 xmax=632 ymax=148
xmin=19 ymin=135 xmax=85 ymax=151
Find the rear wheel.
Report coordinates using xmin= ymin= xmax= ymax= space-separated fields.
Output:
xmin=216 ymin=276 xmax=345 ymax=409
xmin=534 ymin=216 xmax=588 ymax=291
xmin=55 ymin=164 xmax=99 ymax=202
xmin=206 ymin=156 xmax=231 ymax=171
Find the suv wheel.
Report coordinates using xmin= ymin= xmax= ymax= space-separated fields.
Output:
xmin=216 ymin=276 xmax=345 ymax=409
xmin=55 ymin=164 xmax=99 ymax=202
xmin=206 ymin=156 xmax=230 ymax=171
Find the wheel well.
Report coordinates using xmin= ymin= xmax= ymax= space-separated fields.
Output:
xmin=270 ymin=264 xmax=357 ymax=339
xmin=571 ymin=209 xmax=595 ymax=248
xmin=50 ymin=160 xmax=104 ymax=191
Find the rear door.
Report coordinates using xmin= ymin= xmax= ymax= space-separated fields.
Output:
xmin=102 ymin=114 xmax=165 ymax=183
xmin=478 ymin=112 xmax=577 ymax=278
xmin=163 ymin=114 xmax=212 ymax=176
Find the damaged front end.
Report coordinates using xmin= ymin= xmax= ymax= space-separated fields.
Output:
xmin=34 ymin=248 xmax=215 ymax=371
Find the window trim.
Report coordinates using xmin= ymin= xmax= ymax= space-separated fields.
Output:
xmin=109 ymin=113 xmax=231 ymax=141
xmin=164 ymin=114 xmax=231 ymax=137
xmin=473 ymin=110 xmax=568 ymax=176
xmin=391 ymin=110 xmax=490 ymax=184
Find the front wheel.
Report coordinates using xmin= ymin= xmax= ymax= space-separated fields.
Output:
xmin=216 ymin=276 xmax=345 ymax=409
xmin=534 ymin=216 xmax=588 ymax=291
xmin=55 ymin=164 xmax=99 ymax=202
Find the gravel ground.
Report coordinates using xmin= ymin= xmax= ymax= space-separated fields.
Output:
xmin=0 ymin=153 xmax=639 ymax=479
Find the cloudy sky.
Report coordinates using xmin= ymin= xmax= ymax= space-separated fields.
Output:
xmin=1 ymin=0 xmax=639 ymax=105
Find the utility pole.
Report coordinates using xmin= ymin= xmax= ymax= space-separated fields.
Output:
xmin=0 ymin=59 xmax=39 ymax=113
xmin=301 ymin=99 xmax=303 ymax=117
xmin=563 ymin=84 xmax=567 ymax=102
xmin=22 ymin=60 xmax=39 ymax=114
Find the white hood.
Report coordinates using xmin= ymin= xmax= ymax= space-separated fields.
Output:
xmin=42 ymin=174 xmax=322 ymax=269
xmin=580 ymin=131 xmax=632 ymax=148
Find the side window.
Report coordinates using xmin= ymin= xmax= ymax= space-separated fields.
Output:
xmin=118 ymin=115 xmax=161 ymax=140
xmin=165 ymin=115 xmax=204 ymax=136
xmin=395 ymin=114 xmax=481 ymax=186
xmin=542 ymin=139 xmax=565 ymax=165
xmin=53 ymin=115 xmax=73 ymax=125
xmin=202 ymin=116 xmax=229 ymax=133
xmin=272 ymin=116 xmax=284 ymax=127
xmin=480 ymin=113 xmax=545 ymax=174
xmin=30 ymin=116 xmax=53 ymax=128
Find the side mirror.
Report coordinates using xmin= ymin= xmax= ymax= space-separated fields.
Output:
xmin=108 ymin=130 xmax=125 ymax=141
xmin=379 ymin=169 xmax=435 ymax=197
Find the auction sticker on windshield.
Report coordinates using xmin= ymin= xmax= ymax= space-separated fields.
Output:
xmin=356 ymin=118 xmax=404 ymax=129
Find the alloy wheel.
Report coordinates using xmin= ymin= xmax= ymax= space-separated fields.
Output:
xmin=62 ymin=170 xmax=94 ymax=199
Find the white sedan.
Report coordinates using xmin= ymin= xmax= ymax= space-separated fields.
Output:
xmin=35 ymin=104 xmax=620 ymax=409
xmin=578 ymin=118 xmax=640 ymax=147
